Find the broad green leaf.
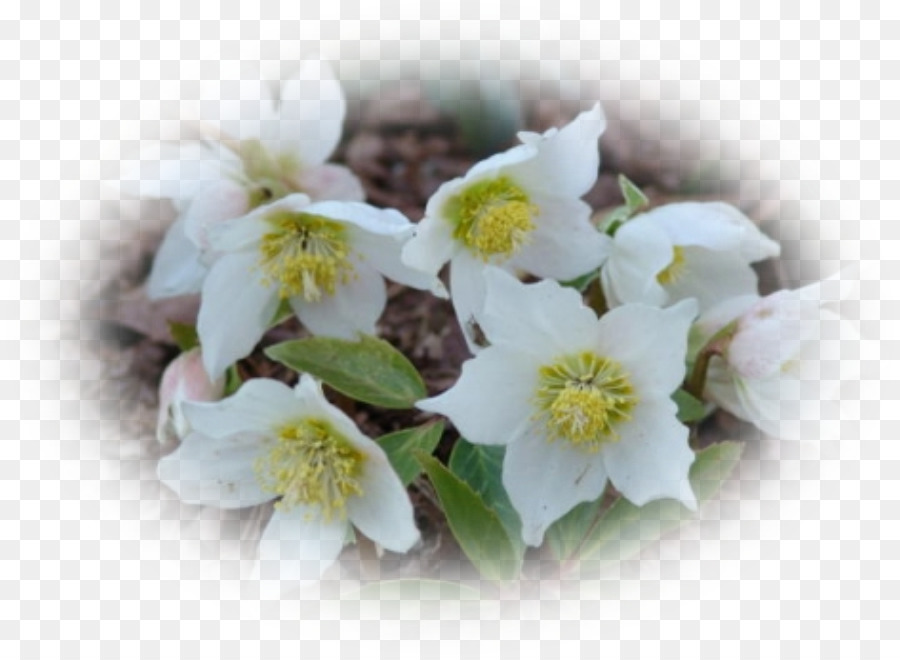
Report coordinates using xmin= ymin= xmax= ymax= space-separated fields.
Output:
xmin=673 ymin=388 xmax=708 ymax=423
xmin=618 ymin=173 xmax=649 ymax=213
xmin=448 ymin=439 xmax=523 ymax=552
xmin=545 ymin=497 xmax=604 ymax=562
xmin=416 ymin=452 xmax=523 ymax=581
xmin=265 ymin=334 xmax=426 ymax=409
xmin=356 ymin=578 xmax=481 ymax=601
xmin=574 ymin=441 xmax=744 ymax=574
xmin=167 ymin=321 xmax=199 ymax=352
xmin=377 ymin=422 xmax=444 ymax=486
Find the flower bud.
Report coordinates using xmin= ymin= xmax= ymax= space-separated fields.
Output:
xmin=157 ymin=347 xmax=226 ymax=444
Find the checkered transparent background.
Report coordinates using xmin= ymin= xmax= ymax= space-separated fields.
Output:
xmin=3 ymin=1 xmax=892 ymax=657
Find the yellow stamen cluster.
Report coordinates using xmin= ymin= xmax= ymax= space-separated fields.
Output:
xmin=445 ymin=176 xmax=538 ymax=259
xmin=535 ymin=351 xmax=638 ymax=450
xmin=656 ymin=245 xmax=687 ymax=285
xmin=258 ymin=211 xmax=352 ymax=301
xmin=254 ymin=418 xmax=365 ymax=520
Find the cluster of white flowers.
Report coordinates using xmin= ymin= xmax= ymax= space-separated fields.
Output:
xmin=129 ymin=61 xmax=836 ymax=588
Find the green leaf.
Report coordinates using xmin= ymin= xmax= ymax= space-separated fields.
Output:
xmin=573 ymin=441 xmax=744 ymax=574
xmin=618 ymin=173 xmax=649 ymax=213
xmin=376 ymin=422 xmax=444 ymax=486
xmin=167 ymin=321 xmax=199 ymax=352
xmin=265 ymin=334 xmax=427 ymax=409
xmin=416 ymin=452 xmax=523 ymax=581
xmin=544 ymin=497 xmax=605 ymax=561
xmin=673 ymin=388 xmax=708 ymax=423
xmin=448 ymin=439 xmax=523 ymax=552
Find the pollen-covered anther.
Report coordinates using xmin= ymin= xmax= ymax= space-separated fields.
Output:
xmin=258 ymin=211 xmax=353 ymax=301
xmin=254 ymin=418 xmax=365 ymax=521
xmin=536 ymin=351 xmax=638 ymax=450
xmin=446 ymin=176 xmax=538 ymax=259
xmin=656 ymin=245 xmax=687 ymax=285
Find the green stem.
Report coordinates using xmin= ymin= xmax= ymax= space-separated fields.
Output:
xmin=684 ymin=320 xmax=740 ymax=400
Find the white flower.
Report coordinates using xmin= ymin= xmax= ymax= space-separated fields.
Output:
xmin=601 ymin=202 xmax=781 ymax=312
xmin=123 ymin=60 xmax=365 ymax=300
xmin=156 ymin=347 xmax=226 ymax=445
xmin=693 ymin=278 xmax=846 ymax=439
xmin=417 ymin=268 xmax=698 ymax=546
xmin=401 ymin=104 xmax=612 ymax=351
xmin=197 ymin=193 xmax=446 ymax=380
xmin=158 ymin=375 xmax=419 ymax=586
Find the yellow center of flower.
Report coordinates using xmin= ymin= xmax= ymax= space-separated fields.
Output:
xmin=535 ymin=351 xmax=638 ymax=450
xmin=445 ymin=176 xmax=538 ymax=259
xmin=235 ymin=139 xmax=302 ymax=209
xmin=656 ymin=245 xmax=687 ymax=285
xmin=254 ymin=418 xmax=365 ymax=520
xmin=258 ymin=211 xmax=353 ymax=301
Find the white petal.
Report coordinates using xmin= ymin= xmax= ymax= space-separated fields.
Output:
xmin=181 ymin=179 xmax=251 ymax=251
xmin=417 ymin=344 xmax=541 ymax=447
xmin=663 ymin=246 xmax=760 ymax=311
xmin=352 ymin=226 xmax=448 ymax=296
xmin=197 ymin=78 xmax=276 ymax=142
xmin=642 ymin=202 xmax=780 ymax=262
xmin=304 ymin=200 xmax=412 ymax=237
xmin=208 ymin=193 xmax=313 ymax=253
xmin=449 ymin=252 xmax=491 ymax=353
xmin=157 ymin=431 xmax=272 ymax=509
xmin=347 ymin=448 xmax=419 ymax=553
xmin=509 ymin=197 xmax=610 ymax=280
xmin=197 ymin=250 xmax=280 ymax=380
xmin=600 ymin=399 xmax=696 ymax=509
xmin=594 ymin=299 xmax=698 ymax=399
xmin=400 ymin=214 xmax=459 ymax=277
xmin=465 ymin=143 xmax=539 ymax=179
xmin=479 ymin=267 xmax=600 ymax=359
xmin=295 ymin=163 xmax=366 ymax=202
xmin=182 ymin=378 xmax=300 ymax=438
xmin=257 ymin=505 xmax=349 ymax=585
xmin=504 ymin=423 xmax=609 ymax=547
xmin=600 ymin=217 xmax=673 ymax=308
xmin=276 ymin=60 xmax=346 ymax=167
xmin=291 ymin=260 xmax=386 ymax=338
xmin=145 ymin=215 xmax=208 ymax=300
xmin=505 ymin=103 xmax=606 ymax=199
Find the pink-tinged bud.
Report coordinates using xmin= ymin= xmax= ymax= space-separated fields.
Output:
xmin=725 ymin=287 xmax=823 ymax=380
xmin=157 ymin=347 xmax=226 ymax=444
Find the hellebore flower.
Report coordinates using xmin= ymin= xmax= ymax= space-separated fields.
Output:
xmin=692 ymin=279 xmax=843 ymax=439
xmin=417 ymin=268 xmax=698 ymax=546
xmin=123 ymin=60 xmax=365 ymax=300
xmin=401 ymin=104 xmax=611 ymax=351
xmin=156 ymin=347 xmax=226 ymax=445
xmin=158 ymin=375 xmax=419 ymax=586
xmin=601 ymin=202 xmax=780 ymax=312
xmin=196 ymin=193 xmax=445 ymax=380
